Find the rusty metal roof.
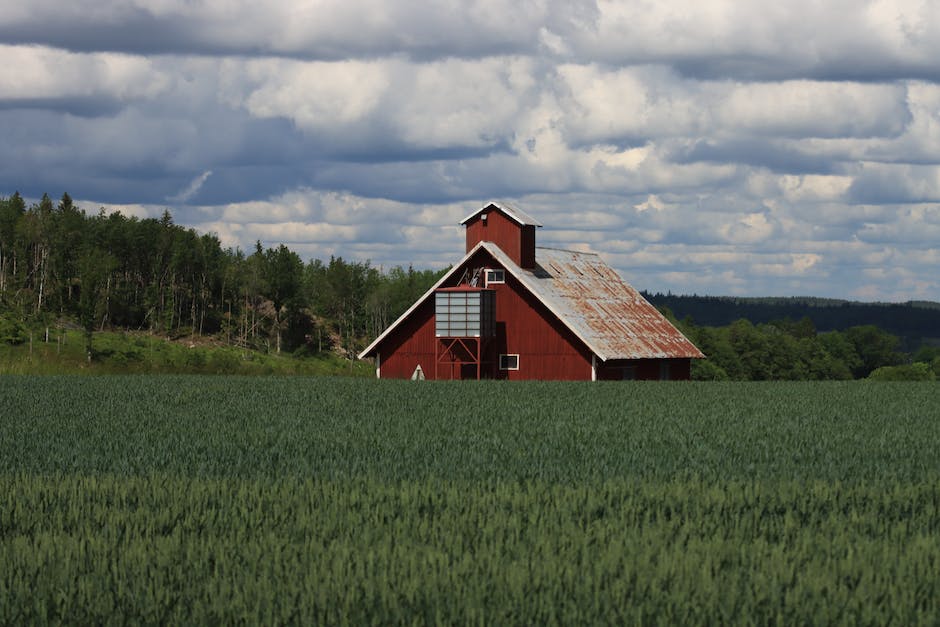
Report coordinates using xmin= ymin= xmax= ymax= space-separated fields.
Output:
xmin=359 ymin=240 xmax=703 ymax=361
xmin=484 ymin=244 xmax=704 ymax=361
xmin=459 ymin=201 xmax=542 ymax=227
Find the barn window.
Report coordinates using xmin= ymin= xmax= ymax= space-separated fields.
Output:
xmin=499 ymin=354 xmax=519 ymax=370
xmin=660 ymin=362 xmax=671 ymax=381
xmin=621 ymin=366 xmax=636 ymax=380
xmin=485 ymin=268 xmax=505 ymax=286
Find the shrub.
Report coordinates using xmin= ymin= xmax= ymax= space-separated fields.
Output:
xmin=692 ymin=359 xmax=729 ymax=380
xmin=0 ymin=315 xmax=27 ymax=345
xmin=868 ymin=362 xmax=936 ymax=381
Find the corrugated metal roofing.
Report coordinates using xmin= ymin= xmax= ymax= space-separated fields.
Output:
xmin=359 ymin=240 xmax=703 ymax=361
xmin=460 ymin=201 xmax=542 ymax=227
xmin=484 ymin=244 xmax=704 ymax=361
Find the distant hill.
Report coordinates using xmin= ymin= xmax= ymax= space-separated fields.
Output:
xmin=643 ymin=293 xmax=940 ymax=351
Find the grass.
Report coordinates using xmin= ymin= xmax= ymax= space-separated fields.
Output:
xmin=1 ymin=377 xmax=938 ymax=482
xmin=2 ymin=377 xmax=938 ymax=623
xmin=0 ymin=328 xmax=372 ymax=376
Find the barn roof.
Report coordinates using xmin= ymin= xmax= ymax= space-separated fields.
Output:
xmin=359 ymin=241 xmax=703 ymax=361
xmin=486 ymin=244 xmax=704 ymax=361
xmin=459 ymin=201 xmax=542 ymax=227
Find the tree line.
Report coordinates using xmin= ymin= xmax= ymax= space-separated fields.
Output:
xmin=0 ymin=192 xmax=446 ymax=359
xmin=672 ymin=314 xmax=939 ymax=381
xmin=645 ymin=292 xmax=940 ymax=351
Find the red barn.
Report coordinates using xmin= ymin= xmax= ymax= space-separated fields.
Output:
xmin=358 ymin=202 xmax=703 ymax=380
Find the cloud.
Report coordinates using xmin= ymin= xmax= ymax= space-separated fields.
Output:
xmin=573 ymin=0 xmax=940 ymax=81
xmin=715 ymin=81 xmax=910 ymax=139
xmin=719 ymin=212 xmax=776 ymax=245
xmin=0 ymin=45 xmax=169 ymax=114
xmin=233 ymin=56 xmax=540 ymax=158
xmin=0 ymin=0 xmax=568 ymax=60
xmin=848 ymin=163 xmax=940 ymax=203
xmin=4 ymin=0 xmax=940 ymax=83
xmin=168 ymin=170 xmax=213 ymax=203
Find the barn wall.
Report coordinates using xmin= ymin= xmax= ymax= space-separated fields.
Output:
xmin=596 ymin=358 xmax=692 ymax=381
xmin=670 ymin=359 xmax=692 ymax=380
xmin=519 ymin=225 xmax=536 ymax=269
xmin=485 ymin=267 xmax=592 ymax=380
xmin=377 ymin=249 xmax=592 ymax=380
xmin=465 ymin=210 xmax=535 ymax=268
xmin=374 ymin=299 xmax=441 ymax=379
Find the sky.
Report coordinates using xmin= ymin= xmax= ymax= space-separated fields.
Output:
xmin=2 ymin=0 xmax=939 ymax=302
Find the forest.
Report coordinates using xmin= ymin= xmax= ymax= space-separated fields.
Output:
xmin=645 ymin=292 xmax=940 ymax=349
xmin=1 ymin=192 xmax=937 ymax=380
xmin=647 ymin=294 xmax=940 ymax=381
xmin=0 ymin=192 xmax=445 ymax=361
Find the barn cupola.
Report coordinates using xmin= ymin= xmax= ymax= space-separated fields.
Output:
xmin=460 ymin=202 xmax=542 ymax=269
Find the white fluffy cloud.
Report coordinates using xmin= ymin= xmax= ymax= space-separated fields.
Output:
xmin=0 ymin=45 xmax=168 ymax=103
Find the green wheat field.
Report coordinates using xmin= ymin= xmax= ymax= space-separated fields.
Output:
xmin=1 ymin=377 xmax=938 ymax=624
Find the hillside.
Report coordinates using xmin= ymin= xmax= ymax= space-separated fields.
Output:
xmin=0 ymin=327 xmax=373 ymax=376
xmin=0 ymin=192 xmax=447 ymax=368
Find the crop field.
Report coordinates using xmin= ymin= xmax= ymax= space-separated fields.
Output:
xmin=1 ymin=377 xmax=939 ymax=624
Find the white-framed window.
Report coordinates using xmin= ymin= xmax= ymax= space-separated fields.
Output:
xmin=484 ymin=268 xmax=505 ymax=286
xmin=499 ymin=354 xmax=519 ymax=371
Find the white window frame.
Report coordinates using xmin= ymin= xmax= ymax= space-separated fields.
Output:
xmin=499 ymin=354 xmax=519 ymax=371
xmin=484 ymin=268 xmax=505 ymax=286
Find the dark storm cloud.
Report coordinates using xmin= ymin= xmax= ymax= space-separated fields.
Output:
xmin=0 ymin=1 xmax=579 ymax=61
xmin=0 ymin=10 xmax=204 ymax=57
xmin=5 ymin=0 xmax=938 ymax=84
xmin=670 ymin=53 xmax=940 ymax=84
xmin=0 ymin=96 xmax=124 ymax=118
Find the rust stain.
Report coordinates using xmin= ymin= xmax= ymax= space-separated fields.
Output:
xmin=510 ymin=246 xmax=704 ymax=361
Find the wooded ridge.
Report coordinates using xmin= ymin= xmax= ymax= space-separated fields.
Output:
xmin=645 ymin=292 xmax=940 ymax=349
xmin=0 ymin=192 xmax=446 ymax=361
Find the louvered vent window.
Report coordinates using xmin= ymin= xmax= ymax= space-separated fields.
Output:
xmin=435 ymin=289 xmax=495 ymax=338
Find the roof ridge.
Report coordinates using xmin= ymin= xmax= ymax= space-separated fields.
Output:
xmin=536 ymin=246 xmax=599 ymax=255
xmin=460 ymin=201 xmax=542 ymax=227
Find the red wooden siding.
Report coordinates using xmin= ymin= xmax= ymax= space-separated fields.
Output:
xmin=374 ymin=298 xmax=440 ymax=379
xmin=376 ymin=249 xmax=592 ymax=380
xmin=464 ymin=210 xmax=536 ymax=269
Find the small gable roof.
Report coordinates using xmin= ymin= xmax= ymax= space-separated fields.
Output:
xmin=460 ymin=201 xmax=542 ymax=227
xmin=359 ymin=241 xmax=702 ymax=361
